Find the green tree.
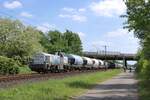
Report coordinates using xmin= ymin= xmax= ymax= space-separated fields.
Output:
xmin=41 ymin=30 xmax=83 ymax=55
xmin=47 ymin=30 xmax=63 ymax=53
xmin=63 ymin=30 xmax=83 ymax=55
xmin=0 ymin=18 xmax=43 ymax=63
xmin=39 ymin=31 xmax=50 ymax=52
xmin=124 ymin=0 xmax=150 ymax=40
xmin=123 ymin=2 xmax=150 ymax=98
xmin=0 ymin=18 xmax=83 ymax=65
xmin=123 ymin=0 xmax=150 ymax=57
xmin=124 ymin=0 xmax=150 ymax=77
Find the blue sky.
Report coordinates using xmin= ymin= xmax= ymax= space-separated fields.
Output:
xmin=0 ymin=0 xmax=139 ymax=53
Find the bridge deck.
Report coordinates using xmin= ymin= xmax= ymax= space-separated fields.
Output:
xmin=83 ymin=51 xmax=136 ymax=60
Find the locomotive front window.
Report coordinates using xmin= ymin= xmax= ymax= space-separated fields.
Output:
xmin=45 ymin=56 xmax=50 ymax=63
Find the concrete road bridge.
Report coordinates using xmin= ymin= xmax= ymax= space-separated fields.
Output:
xmin=83 ymin=51 xmax=136 ymax=60
xmin=83 ymin=51 xmax=137 ymax=68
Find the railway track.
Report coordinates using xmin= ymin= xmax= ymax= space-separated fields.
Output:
xmin=0 ymin=69 xmax=105 ymax=83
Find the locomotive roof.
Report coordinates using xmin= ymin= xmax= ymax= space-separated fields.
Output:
xmin=36 ymin=52 xmax=53 ymax=56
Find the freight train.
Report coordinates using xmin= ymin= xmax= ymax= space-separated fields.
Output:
xmin=29 ymin=52 xmax=119 ymax=73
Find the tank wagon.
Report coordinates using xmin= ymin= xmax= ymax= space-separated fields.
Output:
xmin=82 ymin=57 xmax=93 ymax=69
xmin=29 ymin=52 xmax=116 ymax=73
xmin=92 ymin=59 xmax=99 ymax=69
xmin=98 ymin=60 xmax=105 ymax=69
xmin=107 ymin=62 xmax=116 ymax=69
xmin=65 ymin=54 xmax=84 ymax=70
xmin=115 ymin=63 xmax=123 ymax=68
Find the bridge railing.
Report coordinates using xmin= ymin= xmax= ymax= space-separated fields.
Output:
xmin=83 ymin=51 xmax=121 ymax=56
xmin=83 ymin=51 xmax=136 ymax=59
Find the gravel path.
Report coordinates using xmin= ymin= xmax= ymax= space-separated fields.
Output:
xmin=75 ymin=71 xmax=138 ymax=100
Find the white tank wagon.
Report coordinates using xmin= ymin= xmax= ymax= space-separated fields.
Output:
xmin=66 ymin=54 xmax=84 ymax=70
xmin=82 ymin=57 xmax=93 ymax=69
xmin=98 ymin=60 xmax=105 ymax=68
xmin=92 ymin=59 xmax=99 ymax=69
xmin=115 ymin=63 xmax=123 ymax=68
xmin=29 ymin=52 xmax=66 ymax=72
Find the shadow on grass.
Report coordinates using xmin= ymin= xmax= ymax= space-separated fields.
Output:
xmin=66 ymin=81 xmax=94 ymax=89
xmin=93 ymin=83 xmax=138 ymax=90
xmin=76 ymin=95 xmax=137 ymax=100
xmin=53 ymin=96 xmax=69 ymax=100
xmin=139 ymin=80 xmax=150 ymax=100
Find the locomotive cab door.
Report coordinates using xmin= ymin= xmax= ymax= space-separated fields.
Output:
xmin=45 ymin=56 xmax=51 ymax=70
xmin=59 ymin=54 xmax=64 ymax=70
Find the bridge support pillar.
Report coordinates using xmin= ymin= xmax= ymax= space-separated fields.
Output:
xmin=123 ymin=58 xmax=127 ymax=69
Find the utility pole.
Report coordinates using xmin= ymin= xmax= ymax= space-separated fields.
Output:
xmin=92 ymin=44 xmax=108 ymax=70
xmin=104 ymin=45 xmax=107 ymax=70
xmin=92 ymin=44 xmax=99 ymax=55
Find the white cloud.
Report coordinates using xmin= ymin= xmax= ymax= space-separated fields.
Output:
xmin=105 ymin=28 xmax=139 ymax=53
xmin=78 ymin=8 xmax=86 ymax=12
xmin=59 ymin=7 xmax=87 ymax=22
xmin=84 ymin=28 xmax=139 ymax=53
xmin=62 ymin=7 xmax=86 ymax=13
xmin=92 ymin=41 xmax=113 ymax=47
xmin=37 ymin=23 xmax=56 ymax=33
xmin=77 ymin=32 xmax=86 ymax=37
xmin=3 ymin=1 xmax=22 ymax=9
xmin=20 ymin=12 xmax=33 ymax=18
xmin=59 ymin=14 xmax=70 ymax=18
xmin=105 ymin=28 xmax=137 ymax=41
xmin=62 ymin=7 xmax=76 ymax=12
xmin=59 ymin=14 xmax=87 ymax=22
xmin=72 ymin=15 xmax=87 ymax=22
xmin=74 ymin=32 xmax=86 ymax=44
xmin=106 ymin=29 xmax=128 ymax=37
xmin=89 ymin=0 xmax=126 ymax=17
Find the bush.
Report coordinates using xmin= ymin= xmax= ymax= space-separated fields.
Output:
xmin=19 ymin=65 xmax=32 ymax=74
xmin=0 ymin=56 xmax=19 ymax=75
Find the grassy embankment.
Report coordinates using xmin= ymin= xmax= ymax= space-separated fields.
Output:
xmin=19 ymin=66 xmax=32 ymax=74
xmin=0 ymin=69 xmax=121 ymax=100
xmin=137 ymin=73 xmax=150 ymax=100
xmin=19 ymin=66 xmax=33 ymax=74
xmin=138 ymin=81 xmax=150 ymax=100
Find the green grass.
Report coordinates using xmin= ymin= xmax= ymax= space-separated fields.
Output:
xmin=0 ymin=69 xmax=121 ymax=100
xmin=138 ymin=80 xmax=150 ymax=100
xmin=19 ymin=66 xmax=33 ymax=74
xmin=138 ymin=73 xmax=150 ymax=100
xmin=136 ymin=70 xmax=150 ymax=100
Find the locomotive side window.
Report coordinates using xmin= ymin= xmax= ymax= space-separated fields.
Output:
xmin=45 ymin=56 xmax=50 ymax=63
xmin=33 ymin=54 xmax=44 ymax=64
